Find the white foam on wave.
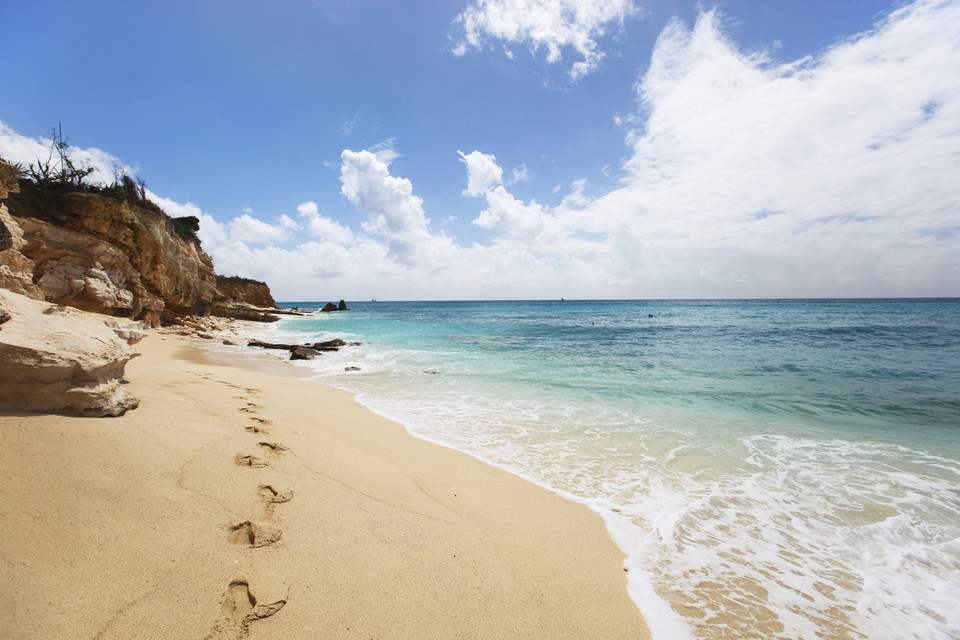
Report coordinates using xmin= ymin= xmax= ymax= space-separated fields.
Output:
xmin=613 ymin=434 xmax=960 ymax=640
xmin=336 ymin=376 xmax=960 ymax=640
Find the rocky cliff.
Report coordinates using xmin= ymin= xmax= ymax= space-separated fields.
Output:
xmin=3 ymin=177 xmax=217 ymax=327
xmin=0 ymin=156 xmax=279 ymax=417
xmin=216 ymin=275 xmax=276 ymax=308
xmin=0 ymin=158 xmax=284 ymax=327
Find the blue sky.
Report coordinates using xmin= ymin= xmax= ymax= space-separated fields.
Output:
xmin=2 ymin=0 xmax=958 ymax=300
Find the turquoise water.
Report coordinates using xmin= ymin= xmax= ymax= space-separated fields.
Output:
xmin=246 ymin=299 xmax=960 ymax=639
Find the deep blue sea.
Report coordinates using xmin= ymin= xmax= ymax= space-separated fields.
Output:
xmin=232 ymin=299 xmax=960 ymax=640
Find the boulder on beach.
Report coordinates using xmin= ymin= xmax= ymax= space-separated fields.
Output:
xmin=0 ymin=289 xmax=142 ymax=416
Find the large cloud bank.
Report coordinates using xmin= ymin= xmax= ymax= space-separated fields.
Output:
xmin=3 ymin=0 xmax=958 ymax=301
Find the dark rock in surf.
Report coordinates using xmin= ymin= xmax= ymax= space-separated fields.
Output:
xmin=312 ymin=339 xmax=345 ymax=350
xmin=247 ymin=339 xmax=297 ymax=351
xmin=319 ymin=299 xmax=349 ymax=312
xmin=290 ymin=345 xmax=321 ymax=360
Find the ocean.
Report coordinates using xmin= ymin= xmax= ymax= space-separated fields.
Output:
xmin=232 ymin=299 xmax=960 ymax=640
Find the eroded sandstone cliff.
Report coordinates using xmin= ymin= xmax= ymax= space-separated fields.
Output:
xmin=0 ymin=155 xmax=288 ymax=416
xmin=211 ymin=275 xmax=280 ymax=321
xmin=216 ymin=275 xmax=276 ymax=308
xmin=4 ymin=184 xmax=217 ymax=326
xmin=1 ymin=156 xmax=269 ymax=416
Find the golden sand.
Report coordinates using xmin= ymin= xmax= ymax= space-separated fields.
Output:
xmin=0 ymin=332 xmax=649 ymax=639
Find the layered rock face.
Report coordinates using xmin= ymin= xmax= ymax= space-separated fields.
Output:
xmin=0 ymin=205 xmax=45 ymax=299
xmin=211 ymin=275 xmax=279 ymax=322
xmin=216 ymin=275 xmax=276 ymax=308
xmin=3 ymin=187 xmax=217 ymax=327
xmin=0 ymin=288 xmax=143 ymax=416
xmin=0 ymin=156 xmax=283 ymax=416
xmin=0 ymin=162 xmax=46 ymax=299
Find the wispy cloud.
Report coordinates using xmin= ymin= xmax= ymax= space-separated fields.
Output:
xmin=340 ymin=111 xmax=361 ymax=135
xmin=508 ymin=164 xmax=532 ymax=184
xmin=366 ymin=138 xmax=401 ymax=165
xmin=451 ymin=0 xmax=640 ymax=79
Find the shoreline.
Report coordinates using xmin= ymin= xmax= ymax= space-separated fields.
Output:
xmin=0 ymin=330 xmax=650 ymax=638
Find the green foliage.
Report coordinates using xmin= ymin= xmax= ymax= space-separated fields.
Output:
xmin=100 ymin=182 xmax=124 ymax=200
xmin=10 ymin=123 xmax=167 ymax=217
xmin=7 ymin=124 xmax=202 ymax=249
xmin=217 ymin=274 xmax=268 ymax=287
xmin=27 ymin=123 xmax=95 ymax=190
xmin=172 ymin=215 xmax=201 ymax=241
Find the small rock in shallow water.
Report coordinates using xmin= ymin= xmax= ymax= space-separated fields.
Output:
xmin=290 ymin=345 xmax=321 ymax=360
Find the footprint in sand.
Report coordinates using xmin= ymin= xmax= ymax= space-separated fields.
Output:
xmin=206 ymin=581 xmax=285 ymax=639
xmin=258 ymin=441 xmax=289 ymax=454
xmin=258 ymin=484 xmax=293 ymax=504
xmin=227 ymin=521 xmax=282 ymax=548
xmin=245 ymin=417 xmax=272 ymax=434
xmin=234 ymin=454 xmax=268 ymax=468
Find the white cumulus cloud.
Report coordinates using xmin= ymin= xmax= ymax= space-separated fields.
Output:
xmin=4 ymin=0 xmax=959 ymax=301
xmin=458 ymin=149 xmax=504 ymax=196
xmin=297 ymin=201 xmax=355 ymax=244
xmin=227 ymin=213 xmax=299 ymax=245
xmin=340 ymin=148 xmax=456 ymax=268
xmin=592 ymin=0 xmax=960 ymax=296
xmin=452 ymin=0 xmax=639 ymax=79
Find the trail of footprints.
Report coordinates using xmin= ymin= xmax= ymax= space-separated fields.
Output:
xmin=206 ymin=387 xmax=292 ymax=639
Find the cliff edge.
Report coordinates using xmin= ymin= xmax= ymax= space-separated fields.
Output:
xmin=0 ymin=154 xmax=282 ymax=416
xmin=3 ymin=174 xmax=218 ymax=327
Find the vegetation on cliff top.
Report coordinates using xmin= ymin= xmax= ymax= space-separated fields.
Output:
xmin=5 ymin=124 xmax=200 ymax=243
xmin=216 ymin=275 xmax=269 ymax=287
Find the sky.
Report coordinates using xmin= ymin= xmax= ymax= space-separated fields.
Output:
xmin=2 ymin=0 xmax=959 ymax=301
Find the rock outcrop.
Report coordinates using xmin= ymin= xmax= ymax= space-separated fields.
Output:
xmin=4 ymin=186 xmax=217 ymax=327
xmin=320 ymin=300 xmax=349 ymax=312
xmin=0 ymin=204 xmax=45 ymax=299
xmin=247 ymin=337 xmax=360 ymax=360
xmin=290 ymin=345 xmax=321 ymax=360
xmin=0 ymin=159 xmax=47 ymax=300
xmin=0 ymin=216 xmax=11 ymax=251
xmin=210 ymin=276 xmax=280 ymax=322
xmin=216 ymin=275 xmax=276 ymax=308
xmin=0 ymin=288 xmax=143 ymax=417
xmin=0 ymin=159 xmax=18 ymax=199
xmin=1 ymin=159 xmax=285 ymax=328
xmin=210 ymin=303 xmax=280 ymax=323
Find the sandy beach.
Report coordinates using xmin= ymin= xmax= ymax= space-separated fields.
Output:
xmin=0 ymin=331 xmax=649 ymax=639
